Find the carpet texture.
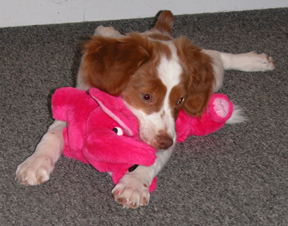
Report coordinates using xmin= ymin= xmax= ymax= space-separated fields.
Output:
xmin=1 ymin=8 xmax=288 ymax=225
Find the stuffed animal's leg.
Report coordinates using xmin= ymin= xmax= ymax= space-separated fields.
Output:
xmin=16 ymin=120 xmax=66 ymax=185
xmin=112 ymin=145 xmax=175 ymax=209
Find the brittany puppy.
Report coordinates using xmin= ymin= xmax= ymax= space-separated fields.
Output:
xmin=16 ymin=10 xmax=275 ymax=209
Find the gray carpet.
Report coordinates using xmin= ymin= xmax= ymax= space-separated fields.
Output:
xmin=1 ymin=8 xmax=288 ymax=225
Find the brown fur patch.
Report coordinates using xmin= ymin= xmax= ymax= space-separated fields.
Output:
xmin=81 ymin=12 xmax=214 ymax=118
xmin=121 ymin=41 xmax=173 ymax=115
xmin=173 ymin=37 xmax=215 ymax=116
xmin=148 ymin=33 xmax=172 ymax=41
xmin=121 ymin=61 xmax=167 ymax=115
xmin=152 ymin=10 xmax=175 ymax=35
xmin=169 ymin=78 xmax=189 ymax=120
xmin=81 ymin=33 xmax=153 ymax=96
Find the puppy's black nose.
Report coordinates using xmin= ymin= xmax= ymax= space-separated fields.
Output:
xmin=157 ymin=135 xmax=173 ymax=150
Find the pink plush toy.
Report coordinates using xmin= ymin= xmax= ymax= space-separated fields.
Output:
xmin=52 ymin=87 xmax=233 ymax=191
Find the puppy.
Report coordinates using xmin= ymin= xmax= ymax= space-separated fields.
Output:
xmin=16 ymin=10 xmax=275 ymax=209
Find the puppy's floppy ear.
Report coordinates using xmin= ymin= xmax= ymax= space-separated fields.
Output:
xmin=152 ymin=10 xmax=175 ymax=35
xmin=175 ymin=37 xmax=215 ymax=116
xmin=81 ymin=33 xmax=153 ymax=96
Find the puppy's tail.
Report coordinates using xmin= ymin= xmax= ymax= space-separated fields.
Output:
xmin=227 ymin=105 xmax=247 ymax=124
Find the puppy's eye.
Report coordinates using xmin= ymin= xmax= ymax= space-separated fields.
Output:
xmin=177 ymin=97 xmax=185 ymax=105
xmin=112 ymin=127 xmax=123 ymax=136
xmin=141 ymin=93 xmax=152 ymax=102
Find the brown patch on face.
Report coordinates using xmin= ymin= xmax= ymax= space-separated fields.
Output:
xmin=121 ymin=62 xmax=167 ymax=115
xmin=169 ymin=74 xmax=190 ymax=120
xmin=153 ymin=40 xmax=172 ymax=60
xmin=173 ymin=37 xmax=215 ymax=116
xmin=121 ymin=41 xmax=173 ymax=115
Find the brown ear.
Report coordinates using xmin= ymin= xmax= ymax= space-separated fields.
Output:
xmin=152 ymin=10 xmax=175 ymax=35
xmin=81 ymin=33 xmax=153 ymax=96
xmin=175 ymin=37 xmax=215 ymax=116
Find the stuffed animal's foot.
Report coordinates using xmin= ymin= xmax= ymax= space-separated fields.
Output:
xmin=213 ymin=98 xmax=229 ymax=118
xmin=207 ymin=94 xmax=233 ymax=123
xmin=112 ymin=173 xmax=150 ymax=209
xmin=94 ymin=25 xmax=122 ymax=37
xmin=15 ymin=155 xmax=55 ymax=186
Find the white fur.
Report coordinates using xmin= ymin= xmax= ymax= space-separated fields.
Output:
xmin=16 ymin=25 xmax=275 ymax=208
xmin=155 ymin=42 xmax=182 ymax=142
xmin=203 ymin=50 xmax=275 ymax=92
xmin=16 ymin=120 xmax=65 ymax=185
xmin=124 ymin=42 xmax=182 ymax=148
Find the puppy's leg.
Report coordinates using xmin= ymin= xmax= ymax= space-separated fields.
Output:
xmin=202 ymin=50 xmax=226 ymax=92
xmin=112 ymin=145 xmax=175 ymax=209
xmin=16 ymin=120 xmax=66 ymax=185
xmin=16 ymin=71 xmax=89 ymax=185
xmin=15 ymin=24 xmax=122 ymax=185
xmin=219 ymin=51 xmax=275 ymax=72
xmin=203 ymin=50 xmax=275 ymax=92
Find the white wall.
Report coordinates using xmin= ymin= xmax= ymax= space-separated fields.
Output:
xmin=1 ymin=0 xmax=288 ymax=28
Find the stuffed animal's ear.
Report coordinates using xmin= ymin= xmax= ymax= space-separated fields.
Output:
xmin=175 ymin=37 xmax=215 ymax=116
xmin=80 ymin=33 xmax=153 ymax=96
xmin=52 ymin=87 xmax=95 ymax=121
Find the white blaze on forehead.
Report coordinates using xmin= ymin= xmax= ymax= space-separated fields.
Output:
xmin=157 ymin=42 xmax=182 ymax=90
xmin=157 ymin=42 xmax=182 ymax=115
xmin=123 ymin=42 xmax=183 ymax=146
xmin=154 ymin=42 xmax=183 ymax=139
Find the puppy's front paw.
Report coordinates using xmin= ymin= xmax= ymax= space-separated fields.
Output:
xmin=112 ymin=174 xmax=150 ymax=209
xmin=15 ymin=155 xmax=55 ymax=186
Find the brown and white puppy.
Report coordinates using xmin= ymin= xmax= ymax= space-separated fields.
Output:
xmin=16 ymin=11 xmax=275 ymax=209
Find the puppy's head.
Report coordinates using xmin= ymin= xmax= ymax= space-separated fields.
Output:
xmin=81 ymin=11 xmax=215 ymax=150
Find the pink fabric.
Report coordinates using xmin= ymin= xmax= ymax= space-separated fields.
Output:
xmin=52 ymin=87 xmax=233 ymax=192
xmin=176 ymin=93 xmax=233 ymax=142
xmin=52 ymin=87 xmax=157 ymax=190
